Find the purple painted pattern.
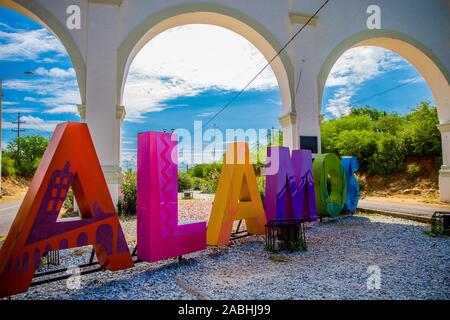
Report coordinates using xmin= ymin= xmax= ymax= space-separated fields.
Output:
xmin=265 ymin=147 xmax=317 ymax=222
xmin=26 ymin=162 xmax=113 ymax=246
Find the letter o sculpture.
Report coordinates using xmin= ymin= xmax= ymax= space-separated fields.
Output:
xmin=313 ymin=154 xmax=347 ymax=217
xmin=341 ymin=156 xmax=360 ymax=212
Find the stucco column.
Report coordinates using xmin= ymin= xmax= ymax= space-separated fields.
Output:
xmin=84 ymin=3 xmax=122 ymax=205
xmin=278 ymin=112 xmax=298 ymax=151
xmin=437 ymin=123 xmax=450 ymax=202
xmin=294 ymin=65 xmax=322 ymax=155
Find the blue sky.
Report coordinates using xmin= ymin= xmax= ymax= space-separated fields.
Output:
xmin=0 ymin=7 xmax=435 ymax=167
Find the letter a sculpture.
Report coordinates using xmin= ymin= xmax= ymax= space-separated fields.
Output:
xmin=137 ymin=132 xmax=206 ymax=263
xmin=0 ymin=122 xmax=133 ymax=298
xmin=207 ymin=142 xmax=267 ymax=246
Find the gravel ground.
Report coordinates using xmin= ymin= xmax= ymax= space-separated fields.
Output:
xmin=3 ymin=200 xmax=449 ymax=300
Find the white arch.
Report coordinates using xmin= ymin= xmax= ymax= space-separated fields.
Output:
xmin=318 ymin=29 xmax=450 ymax=201
xmin=318 ymin=29 xmax=449 ymax=123
xmin=117 ymin=3 xmax=296 ymax=117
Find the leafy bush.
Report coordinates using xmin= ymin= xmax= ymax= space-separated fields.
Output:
xmin=5 ymin=135 xmax=48 ymax=177
xmin=403 ymin=102 xmax=441 ymax=157
xmin=118 ymin=169 xmax=137 ymax=216
xmin=321 ymin=102 xmax=441 ymax=177
xmin=187 ymin=164 xmax=221 ymax=194
xmin=406 ymin=163 xmax=422 ymax=181
xmin=1 ymin=153 xmax=15 ymax=176
xmin=334 ymin=129 xmax=377 ymax=173
xmin=178 ymin=171 xmax=194 ymax=192
xmin=257 ymin=176 xmax=266 ymax=203
xmin=369 ymin=135 xmax=405 ymax=176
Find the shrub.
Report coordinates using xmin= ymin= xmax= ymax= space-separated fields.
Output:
xmin=334 ymin=129 xmax=378 ymax=173
xmin=1 ymin=153 xmax=15 ymax=176
xmin=257 ymin=176 xmax=266 ymax=203
xmin=5 ymin=135 xmax=48 ymax=177
xmin=404 ymin=102 xmax=441 ymax=157
xmin=178 ymin=171 xmax=194 ymax=192
xmin=406 ymin=163 xmax=422 ymax=181
xmin=118 ymin=169 xmax=137 ymax=216
xmin=63 ymin=188 xmax=74 ymax=214
xmin=369 ymin=135 xmax=405 ymax=176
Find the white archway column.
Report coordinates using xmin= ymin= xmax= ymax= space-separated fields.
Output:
xmin=437 ymin=123 xmax=450 ymax=202
xmin=83 ymin=2 xmax=122 ymax=205
xmin=295 ymin=64 xmax=322 ymax=155
xmin=278 ymin=112 xmax=298 ymax=151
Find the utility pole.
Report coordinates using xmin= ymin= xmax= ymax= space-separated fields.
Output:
xmin=12 ymin=112 xmax=25 ymax=159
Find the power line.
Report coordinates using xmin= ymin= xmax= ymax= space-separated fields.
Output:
xmin=351 ymin=77 xmax=420 ymax=106
xmin=202 ymin=0 xmax=331 ymax=129
xmin=295 ymin=59 xmax=306 ymax=98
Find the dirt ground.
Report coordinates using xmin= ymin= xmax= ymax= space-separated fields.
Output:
xmin=360 ymin=158 xmax=444 ymax=205
xmin=0 ymin=177 xmax=30 ymax=203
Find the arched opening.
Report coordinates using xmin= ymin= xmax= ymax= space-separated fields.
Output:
xmin=118 ymin=6 xmax=294 ymax=116
xmin=121 ymin=23 xmax=284 ymax=168
xmin=0 ymin=0 xmax=86 ymax=104
xmin=0 ymin=4 xmax=83 ymax=231
xmin=319 ymin=31 xmax=450 ymax=201
xmin=117 ymin=5 xmax=297 ymax=153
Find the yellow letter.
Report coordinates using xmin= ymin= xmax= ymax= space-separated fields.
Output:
xmin=207 ymin=142 xmax=266 ymax=246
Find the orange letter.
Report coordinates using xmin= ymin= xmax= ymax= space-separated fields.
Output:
xmin=0 ymin=122 xmax=133 ymax=297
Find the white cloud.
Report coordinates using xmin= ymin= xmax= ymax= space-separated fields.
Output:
xmin=123 ymin=24 xmax=277 ymax=121
xmin=399 ymin=76 xmax=424 ymax=84
xmin=2 ymin=115 xmax=61 ymax=132
xmin=4 ymin=67 xmax=81 ymax=115
xmin=0 ymin=28 xmax=65 ymax=61
xmin=324 ymin=46 xmax=410 ymax=118
xmin=325 ymin=46 xmax=405 ymax=88
xmin=34 ymin=67 xmax=76 ymax=78
xmin=326 ymin=88 xmax=354 ymax=118
xmin=2 ymin=107 xmax=36 ymax=114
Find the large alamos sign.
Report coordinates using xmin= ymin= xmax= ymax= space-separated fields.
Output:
xmin=0 ymin=123 xmax=360 ymax=297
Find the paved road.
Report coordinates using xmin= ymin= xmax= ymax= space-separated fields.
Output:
xmin=0 ymin=200 xmax=22 ymax=236
xmin=358 ymin=199 xmax=450 ymax=218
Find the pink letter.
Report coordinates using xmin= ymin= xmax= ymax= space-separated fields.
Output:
xmin=137 ymin=132 xmax=206 ymax=262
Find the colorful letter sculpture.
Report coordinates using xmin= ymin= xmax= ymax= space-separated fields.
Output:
xmin=313 ymin=153 xmax=347 ymax=217
xmin=265 ymin=147 xmax=317 ymax=222
xmin=137 ymin=132 xmax=206 ymax=262
xmin=207 ymin=142 xmax=267 ymax=246
xmin=341 ymin=156 xmax=360 ymax=212
xmin=0 ymin=122 xmax=133 ymax=298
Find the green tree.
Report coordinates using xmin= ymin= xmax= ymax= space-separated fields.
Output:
xmin=321 ymin=115 xmax=373 ymax=154
xmin=369 ymin=134 xmax=405 ymax=176
xmin=350 ymin=106 xmax=387 ymax=121
xmin=1 ymin=153 xmax=15 ymax=176
xmin=403 ymin=102 xmax=441 ymax=157
xmin=178 ymin=171 xmax=194 ymax=192
xmin=334 ymin=129 xmax=378 ymax=172
xmin=5 ymin=135 xmax=48 ymax=177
